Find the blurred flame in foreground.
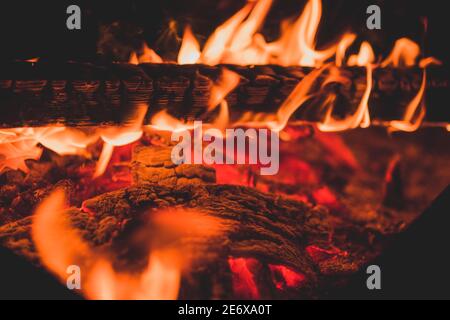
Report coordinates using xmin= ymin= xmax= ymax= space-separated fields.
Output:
xmin=32 ymin=190 xmax=229 ymax=300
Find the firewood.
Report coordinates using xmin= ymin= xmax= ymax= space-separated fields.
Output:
xmin=0 ymin=183 xmax=362 ymax=299
xmin=0 ymin=127 xmax=447 ymax=299
xmin=0 ymin=62 xmax=448 ymax=127
xmin=131 ymin=145 xmax=216 ymax=186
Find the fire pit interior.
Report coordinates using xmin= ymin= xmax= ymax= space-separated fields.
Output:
xmin=0 ymin=0 xmax=449 ymax=300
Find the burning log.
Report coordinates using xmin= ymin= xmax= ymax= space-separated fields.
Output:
xmin=0 ymin=183 xmax=364 ymax=299
xmin=131 ymin=145 xmax=216 ymax=186
xmin=0 ymin=127 xmax=447 ymax=299
xmin=0 ymin=62 xmax=448 ymax=127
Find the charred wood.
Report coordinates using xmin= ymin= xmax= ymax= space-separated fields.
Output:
xmin=0 ymin=62 xmax=448 ymax=127
xmin=0 ymin=183 xmax=356 ymax=299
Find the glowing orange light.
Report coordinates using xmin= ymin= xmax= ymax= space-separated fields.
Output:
xmin=209 ymin=68 xmax=240 ymax=111
xmin=381 ymin=38 xmax=420 ymax=67
xmin=178 ymin=25 xmax=201 ymax=65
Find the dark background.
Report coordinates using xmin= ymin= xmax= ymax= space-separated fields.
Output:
xmin=0 ymin=0 xmax=448 ymax=63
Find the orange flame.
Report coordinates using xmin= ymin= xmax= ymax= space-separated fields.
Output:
xmin=139 ymin=43 xmax=163 ymax=63
xmin=271 ymin=66 xmax=325 ymax=131
xmin=389 ymin=70 xmax=427 ymax=132
xmin=25 ymin=57 xmax=39 ymax=63
xmin=271 ymin=0 xmax=337 ymax=66
xmin=178 ymin=25 xmax=201 ymax=65
xmin=148 ymin=110 xmax=194 ymax=133
xmin=209 ymin=68 xmax=240 ymax=111
xmin=200 ymin=3 xmax=254 ymax=65
xmin=318 ymin=42 xmax=374 ymax=131
xmin=130 ymin=43 xmax=164 ymax=65
xmin=212 ymin=100 xmax=230 ymax=131
xmin=227 ymin=0 xmax=273 ymax=53
xmin=84 ymin=250 xmax=181 ymax=300
xmin=335 ymin=33 xmax=356 ymax=67
xmin=419 ymin=57 xmax=442 ymax=68
xmin=31 ymin=190 xmax=229 ymax=300
xmin=0 ymin=0 xmax=446 ymax=176
xmin=32 ymin=189 xmax=89 ymax=276
xmin=347 ymin=41 xmax=375 ymax=67
xmin=0 ymin=127 xmax=98 ymax=172
xmin=381 ymin=38 xmax=420 ymax=67
xmin=129 ymin=51 xmax=139 ymax=65
xmin=94 ymin=104 xmax=148 ymax=178
xmin=0 ymin=138 xmax=42 ymax=172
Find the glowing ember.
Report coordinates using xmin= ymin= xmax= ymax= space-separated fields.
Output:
xmin=228 ymin=257 xmax=260 ymax=299
xmin=312 ymin=186 xmax=341 ymax=211
xmin=306 ymin=245 xmax=348 ymax=264
xmin=269 ymin=265 xmax=306 ymax=290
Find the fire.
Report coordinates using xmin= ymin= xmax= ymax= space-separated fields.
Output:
xmin=139 ymin=43 xmax=163 ymax=64
xmin=389 ymin=70 xmax=427 ymax=132
xmin=25 ymin=57 xmax=39 ymax=63
xmin=209 ymin=68 xmax=241 ymax=111
xmin=129 ymin=52 xmax=139 ymax=65
xmin=0 ymin=127 xmax=98 ymax=172
xmin=148 ymin=110 xmax=194 ymax=133
xmin=0 ymin=0 xmax=446 ymax=177
xmin=274 ymin=0 xmax=337 ymax=66
xmin=150 ymin=0 xmax=384 ymax=68
xmin=347 ymin=41 xmax=375 ymax=67
xmin=31 ymin=190 xmax=229 ymax=300
xmin=148 ymin=68 xmax=240 ymax=134
xmin=271 ymin=66 xmax=326 ymax=131
xmin=94 ymin=103 xmax=148 ymax=177
xmin=84 ymin=250 xmax=181 ymax=300
xmin=229 ymin=0 xmax=272 ymax=50
xmin=381 ymin=38 xmax=420 ymax=67
xmin=200 ymin=3 xmax=254 ymax=65
xmin=228 ymin=257 xmax=260 ymax=299
xmin=0 ymin=104 xmax=147 ymax=177
xmin=178 ymin=25 xmax=201 ymax=65
xmin=336 ymin=34 xmax=356 ymax=67
xmin=32 ymin=190 xmax=89 ymax=274
xmin=130 ymin=43 xmax=163 ymax=65
xmin=318 ymin=42 xmax=374 ymax=131
xmin=0 ymin=0 xmax=446 ymax=302
xmin=0 ymin=134 xmax=43 ymax=172
xmin=103 ymin=0 xmax=447 ymax=135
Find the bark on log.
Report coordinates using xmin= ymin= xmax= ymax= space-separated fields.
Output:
xmin=0 ymin=183 xmax=366 ymax=299
xmin=0 ymin=62 xmax=448 ymax=127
